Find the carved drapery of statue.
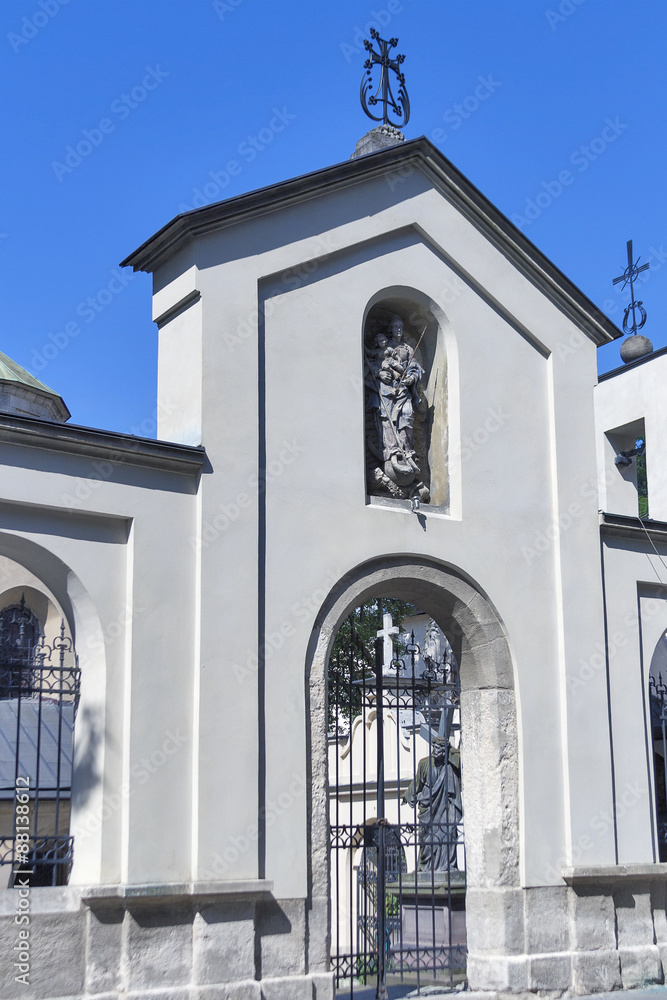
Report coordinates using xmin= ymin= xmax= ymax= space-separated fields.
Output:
xmin=402 ymin=736 xmax=462 ymax=872
xmin=364 ymin=314 xmax=430 ymax=501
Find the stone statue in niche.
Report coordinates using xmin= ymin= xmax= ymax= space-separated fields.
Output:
xmin=364 ymin=314 xmax=430 ymax=501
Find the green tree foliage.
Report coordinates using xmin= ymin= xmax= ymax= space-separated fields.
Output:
xmin=328 ymin=598 xmax=416 ymax=733
xmin=637 ymin=438 xmax=648 ymax=518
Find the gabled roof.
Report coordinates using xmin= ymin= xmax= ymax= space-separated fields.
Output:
xmin=121 ymin=136 xmax=621 ymax=348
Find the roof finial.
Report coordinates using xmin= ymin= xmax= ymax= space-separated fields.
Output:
xmin=360 ymin=29 xmax=410 ymax=129
xmin=612 ymin=239 xmax=653 ymax=363
xmin=351 ymin=31 xmax=409 ymax=160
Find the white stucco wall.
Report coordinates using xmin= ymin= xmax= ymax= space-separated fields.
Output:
xmin=0 ymin=435 xmax=200 ymax=888
xmin=596 ymin=349 xmax=667 ymax=521
xmin=598 ymin=531 xmax=667 ymax=864
xmin=593 ymin=350 xmax=667 ymax=867
xmin=152 ymin=168 xmax=616 ymax=897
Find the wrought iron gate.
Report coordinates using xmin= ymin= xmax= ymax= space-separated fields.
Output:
xmin=329 ymin=611 xmax=465 ymax=998
xmin=0 ymin=598 xmax=80 ymax=886
xmin=650 ymin=670 xmax=667 ymax=860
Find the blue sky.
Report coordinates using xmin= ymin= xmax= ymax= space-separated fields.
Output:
xmin=2 ymin=0 xmax=666 ymax=434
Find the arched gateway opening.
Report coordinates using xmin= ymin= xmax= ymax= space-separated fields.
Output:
xmin=307 ymin=558 xmax=519 ymax=997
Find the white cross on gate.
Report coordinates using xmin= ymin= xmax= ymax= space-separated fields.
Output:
xmin=377 ymin=613 xmax=399 ymax=672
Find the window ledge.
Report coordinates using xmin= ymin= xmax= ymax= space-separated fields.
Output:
xmin=562 ymin=863 xmax=667 ymax=884
xmin=81 ymin=879 xmax=274 ymax=908
xmin=0 ymin=880 xmax=274 ymax=916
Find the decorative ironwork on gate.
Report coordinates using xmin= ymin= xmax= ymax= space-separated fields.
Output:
xmin=329 ymin=609 xmax=465 ymax=997
xmin=0 ymin=597 xmax=80 ymax=886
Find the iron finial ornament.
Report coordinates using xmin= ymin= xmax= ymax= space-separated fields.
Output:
xmin=613 ymin=239 xmax=650 ymax=335
xmin=360 ymin=29 xmax=410 ymax=128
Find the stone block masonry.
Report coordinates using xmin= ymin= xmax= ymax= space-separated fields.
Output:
xmin=0 ymin=883 xmax=334 ymax=1000
xmin=467 ymin=873 xmax=667 ymax=995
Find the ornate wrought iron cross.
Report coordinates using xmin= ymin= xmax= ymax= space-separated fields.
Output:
xmin=613 ymin=239 xmax=650 ymax=335
xmin=360 ymin=29 xmax=410 ymax=129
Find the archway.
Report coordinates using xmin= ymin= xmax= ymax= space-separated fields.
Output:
xmin=306 ymin=556 xmax=519 ymax=994
xmin=649 ymin=632 xmax=667 ymax=860
xmin=0 ymin=535 xmax=107 ymax=885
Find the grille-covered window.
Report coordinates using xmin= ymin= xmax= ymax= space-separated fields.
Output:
xmin=0 ymin=598 xmax=40 ymax=698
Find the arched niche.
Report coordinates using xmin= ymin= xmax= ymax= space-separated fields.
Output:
xmin=362 ymin=288 xmax=453 ymax=509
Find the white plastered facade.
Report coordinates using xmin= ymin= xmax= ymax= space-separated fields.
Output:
xmin=594 ymin=351 xmax=667 ymax=866
xmin=151 ymin=160 xmax=615 ymax=896
xmin=0 ymin=138 xmax=665 ymax=998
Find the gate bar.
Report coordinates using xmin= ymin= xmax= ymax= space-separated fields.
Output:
xmin=374 ymin=638 xmax=387 ymax=1000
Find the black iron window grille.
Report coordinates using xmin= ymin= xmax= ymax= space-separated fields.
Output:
xmin=0 ymin=598 xmax=40 ymax=698
xmin=0 ymin=597 xmax=80 ymax=886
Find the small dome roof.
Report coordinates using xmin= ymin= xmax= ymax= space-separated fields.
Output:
xmin=0 ymin=351 xmax=57 ymax=393
xmin=0 ymin=350 xmax=70 ymax=422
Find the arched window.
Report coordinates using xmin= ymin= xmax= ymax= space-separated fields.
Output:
xmin=0 ymin=595 xmax=79 ymax=886
xmin=0 ymin=596 xmax=40 ymax=697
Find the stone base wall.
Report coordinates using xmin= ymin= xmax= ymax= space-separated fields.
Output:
xmin=3 ymin=876 xmax=666 ymax=999
xmin=468 ymin=877 xmax=667 ymax=996
xmin=0 ymin=884 xmax=334 ymax=1000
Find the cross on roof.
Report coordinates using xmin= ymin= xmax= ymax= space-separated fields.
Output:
xmin=360 ymin=29 xmax=410 ymax=129
xmin=612 ymin=239 xmax=649 ymax=336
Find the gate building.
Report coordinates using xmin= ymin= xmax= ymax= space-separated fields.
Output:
xmin=0 ymin=133 xmax=665 ymax=998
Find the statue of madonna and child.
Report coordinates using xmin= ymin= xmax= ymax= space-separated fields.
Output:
xmin=364 ymin=315 xmax=430 ymax=501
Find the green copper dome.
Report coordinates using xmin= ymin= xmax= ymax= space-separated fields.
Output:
xmin=0 ymin=351 xmax=58 ymax=394
xmin=0 ymin=350 xmax=70 ymax=422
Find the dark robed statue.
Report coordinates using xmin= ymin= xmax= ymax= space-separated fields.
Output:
xmin=403 ymin=735 xmax=462 ymax=872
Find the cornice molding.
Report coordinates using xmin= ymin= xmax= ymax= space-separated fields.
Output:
xmin=0 ymin=413 xmax=206 ymax=476
xmin=600 ymin=511 xmax=667 ymax=541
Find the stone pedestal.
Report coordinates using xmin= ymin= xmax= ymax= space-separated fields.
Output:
xmin=621 ymin=333 xmax=653 ymax=363
xmin=350 ymin=125 xmax=405 ymax=159
xmin=386 ymin=871 xmax=466 ymax=973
